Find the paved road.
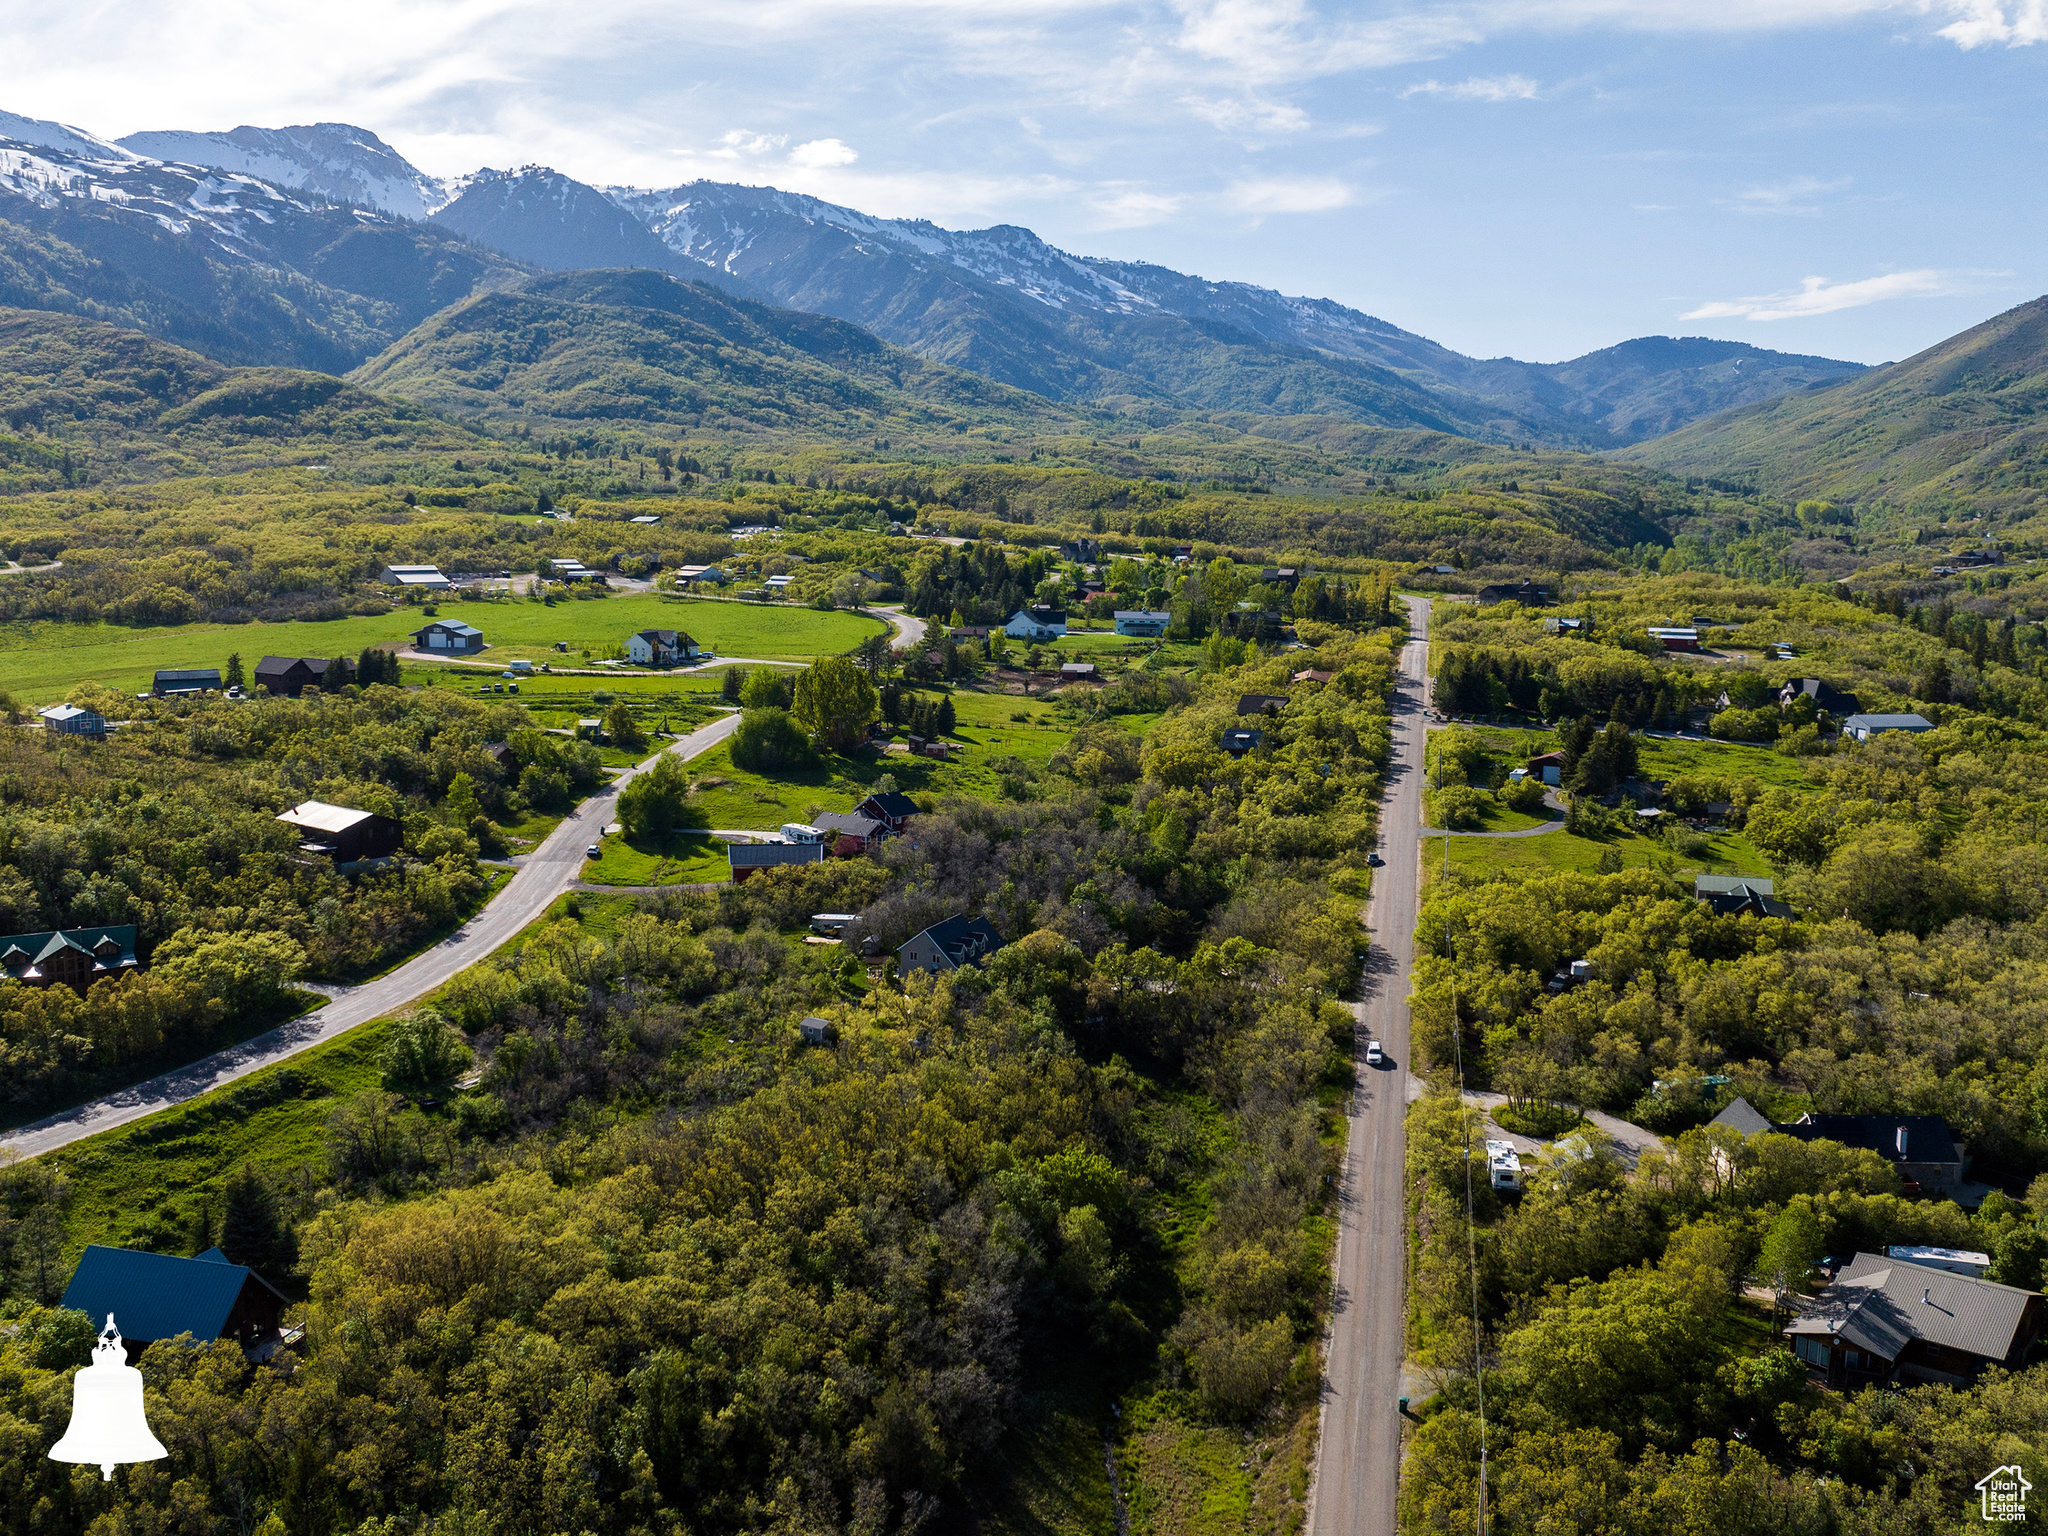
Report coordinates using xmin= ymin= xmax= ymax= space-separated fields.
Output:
xmin=0 ymin=711 xmax=742 ymax=1160
xmin=1309 ymin=595 xmax=1430 ymax=1536
xmin=872 ymin=604 xmax=928 ymax=650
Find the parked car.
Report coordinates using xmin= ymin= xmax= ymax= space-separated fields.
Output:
xmin=1366 ymin=1040 xmax=1384 ymax=1066
xmin=1366 ymin=851 xmax=1384 ymax=867
xmin=587 ymin=844 xmax=601 ymax=858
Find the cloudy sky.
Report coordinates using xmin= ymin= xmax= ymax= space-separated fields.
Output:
xmin=3 ymin=0 xmax=2043 ymax=364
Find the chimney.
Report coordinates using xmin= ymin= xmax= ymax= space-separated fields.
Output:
xmin=1922 ymin=1287 xmax=1932 ymax=1305
xmin=1896 ymin=1125 xmax=1909 ymax=1158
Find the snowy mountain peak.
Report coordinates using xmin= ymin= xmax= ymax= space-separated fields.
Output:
xmin=114 ymin=122 xmax=450 ymax=220
xmin=0 ymin=109 xmax=136 ymax=163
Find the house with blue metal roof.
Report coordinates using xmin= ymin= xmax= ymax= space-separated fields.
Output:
xmin=0 ymin=925 xmax=138 ymax=990
xmin=60 ymin=1244 xmax=289 ymax=1360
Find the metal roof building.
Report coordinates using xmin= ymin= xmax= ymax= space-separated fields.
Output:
xmin=1787 ymin=1251 xmax=2042 ymax=1388
xmin=61 ymin=1244 xmax=289 ymax=1359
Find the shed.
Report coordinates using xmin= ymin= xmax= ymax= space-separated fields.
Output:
xmin=726 ymin=840 xmax=823 ymax=881
xmin=1647 ymin=627 xmax=1701 ymax=652
xmin=255 ymin=656 xmax=353 ymax=698
xmin=411 ymin=620 xmax=484 ymax=655
xmin=152 ymin=668 xmax=223 ymax=697
xmin=1842 ymin=712 xmax=1935 ymax=741
xmin=61 ymin=1244 xmax=288 ymax=1360
xmin=798 ymin=1016 xmax=836 ymax=1047
xmin=381 ymin=564 xmax=452 ymax=590
xmin=1527 ymin=750 xmax=1566 ymax=787
xmin=38 ymin=703 xmax=106 ymax=737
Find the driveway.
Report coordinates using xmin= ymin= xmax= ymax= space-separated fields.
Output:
xmin=872 ymin=605 xmax=927 ymax=649
xmin=1421 ymin=788 xmax=1567 ymax=838
xmin=1461 ymin=1089 xmax=1667 ymax=1171
xmin=0 ymin=710 xmax=742 ymax=1159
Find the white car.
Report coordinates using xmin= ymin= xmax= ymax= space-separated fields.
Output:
xmin=1366 ymin=1040 xmax=1384 ymax=1067
xmin=586 ymin=844 xmax=601 ymax=859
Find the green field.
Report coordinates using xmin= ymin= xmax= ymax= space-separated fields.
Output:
xmin=1434 ymin=825 xmax=1777 ymax=883
xmin=0 ymin=594 xmax=883 ymax=703
xmin=582 ymin=829 xmax=732 ymax=886
xmin=685 ymin=688 xmax=1072 ymax=833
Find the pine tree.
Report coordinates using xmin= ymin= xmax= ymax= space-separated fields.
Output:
xmin=220 ymin=1164 xmax=295 ymax=1276
xmin=224 ymin=652 xmax=245 ymax=689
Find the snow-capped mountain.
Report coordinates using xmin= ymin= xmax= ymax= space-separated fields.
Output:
xmin=116 ymin=122 xmax=452 ymax=221
xmin=0 ymin=104 xmax=1868 ymax=444
xmin=0 ymin=109 xmax=523 ymax=371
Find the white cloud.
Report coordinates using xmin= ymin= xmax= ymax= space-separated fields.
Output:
xmin=1226 ymin=174 xmax=1354 ymax=213
xmin=1728 ymin=174 xmax=1850 ymax=215
xmin=1680 ymin=269 xmax=1974 ymax=321
xmin=1401 ymin=72 xmax=1538 ymax=100
xmin=715 ymin=130 xmax=787 ymax=157
xmin=1182 ymin=95 xmax=1312 ymax=133
xmin=1931 ymin=0 xmax=2048 ymax=46
xmin=788 ymin=137 xmax=858 ymax=168
xmin=1087 ymin=187 xmax=1187 ymax=227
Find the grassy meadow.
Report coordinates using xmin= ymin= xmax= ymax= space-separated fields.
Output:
xmin=0 ymin=593 xmax=884 ymax=703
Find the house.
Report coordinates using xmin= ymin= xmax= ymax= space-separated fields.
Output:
xmin=1113 ymin=609 xmax=1172 ymax=637
xmin=811 ymin=811 xmax=886 ymax=852
xmin=1785 ymin=1252 xmax=2042 ymax=1388
xmin=625 ymin=629 xmax=700 ymax=667
xmin=61 ymin=1244 xmax=289 ymax=1361
xmin=1476 ymin=580 xmax=1551 ymax=607
xmin=763 ymin=574 xmax=794 ymax=590
xmin=482 ymin=742 xmax=515 ymax=770
xmin=1258 ymin=567 xmax=1300 ymax=588
xmin=1237 ymin=693 xmax=1290 ymax=717
xmin=798 ymin=1016 xmax=836 ymax=1046
xmin=1542 ymin=617 xmax=1588 ymax=636
xmin=1428 ymin=564 xmax=1457 ymax=576
xmin=1887 ymin=1245 xmax=1992 ymax=1280
xmin=1707 ymin=1096 xmax=1776 ymax=1136
xmin=39 ymin=703 xmax=106 ymax=738
xmin=1485 ymin=1139 xmax=1523 ymax=1192
xmin=1842 ymin=712 xmax=1935 ymax=741
xmin=380 ymin=564 xmax=452 ymax=590
xmin=1647 ymin=627 xmax=1701 ymax=652
xmin=1291 ymin=669 xmax=1335 ymax=686
xmin=1222 ymin=609 xmax=1288 ymax=641
xmin=0 ymin=925 xmax=139 ymax=990
xmin=1173 ymin=544 xmax=1194 ymax=560
xmin=1005 ymin=607 xmax=1068 ymax=640
xmin=1781 ymin=678 xmax=1860 ymax=717
xmin=255 ymin=656 xmax=353 ymax=698
xmin=726 ymin=840 xmax=823 ymax=881
xmin=152 ymin=668 xmax=222 ymax=697
xmin=1527 ymin=750 xmax=1566 ymax=787
xmin=1780 ymin=1112 xmax=1966 ymax=1191
xmin=411 ymin=620 xmax=484 ymax=655
xmin=673 ymin=564 xmax=724 ymax=584
xmin=276 ymin=801 xmax=403 ymax=863
xmin=897 ymin=913 xmax=1006 ymax=977
xmin=1694 ymin=874 xmax=1794 ymax=919
xmin=1221 ymin=727 xmax=1264 ymax=756
xmin=1060 ymin=662 xmax=1099 ymax=681
xmin=950 ymin=625 xmax=993 ymax=640
xmin=1060 ymin=538 xmax=1103 ymax=563
xmin=855 ymin=791 xmax=921 ymax=833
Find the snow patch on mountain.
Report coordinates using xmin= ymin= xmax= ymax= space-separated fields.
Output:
xmin=0 ymin=109 xmax=136 ymax=163
xmin=115 ymin=123 xmax=451 ymax=220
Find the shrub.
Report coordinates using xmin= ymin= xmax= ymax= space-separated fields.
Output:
xmin=730 ymin=707 xmax=813 ymax=772
xmin=1427 ymin=784 xmax=1488 ymax=829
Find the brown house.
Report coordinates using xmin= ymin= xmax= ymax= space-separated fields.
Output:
xmin=61 ymin=1244 xmax=290 ymax=1362
xmin=1787 ymin=1252 xmax=2042 ymax=1388
xmin=277 ymin=801 xmax=404 ymax=863
xmin=255 ymin=655 xmax=355 ymax=698
xmin=0 ymin=925 xmax=140 ymax=990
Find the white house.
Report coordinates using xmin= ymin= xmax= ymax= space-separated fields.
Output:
xmin=624 ymin=629 xmax=700 ymax=667
xmin=1842 ymin=712 xmax=1935 ymax=741
xmin=674 ymin=564 xmax=725 ymax=584
xmin=1004 ymin=607 xmax=1067 ymax=641
xmin=381 ymin=564 xmax=453 ymax=590
xmin=764 ymin=574 xmax=794 ymax=590
xmin=1113 ymin=609 xmax=1171 ymax=637
xmin=410 ymin=620 xmax=484 ymax=655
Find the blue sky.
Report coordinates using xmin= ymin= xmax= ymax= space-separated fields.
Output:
xmin=3 ymin=0 xmax=2043 ymax=365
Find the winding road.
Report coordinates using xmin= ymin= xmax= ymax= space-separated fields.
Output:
xmin=0 ymin=710 xmax=742 ymax=1160
xmin=1309 ymin=594 xmax=1430 ymax=1536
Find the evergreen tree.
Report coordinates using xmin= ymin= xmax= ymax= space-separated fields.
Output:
xmin=722 ymin=667 xmax=746 ymax=703
xmin=219 ymin=1163 xmax=295 ymax=1276
xmin=321 ymin=656 xmax=352 ymax=693
xmin=224 ymin=652 xmax=245 ymax=690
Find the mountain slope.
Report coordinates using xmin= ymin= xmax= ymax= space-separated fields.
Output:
xmin=0 ymin=111 xmax=525 ymax=372
xmin=116 ymin=122 xmax=450 ymax=221
xmin=349 ymin=267 xmax=1095 ymax=439
xmin=1626 ymin=293 xmax=2048 ymax=509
